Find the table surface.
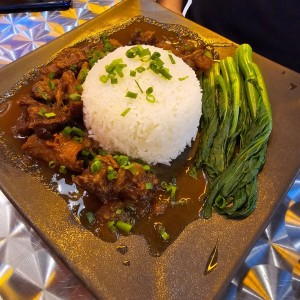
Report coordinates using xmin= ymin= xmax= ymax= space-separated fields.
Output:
xmin=0 ymin=1 xmax=300 ymax=299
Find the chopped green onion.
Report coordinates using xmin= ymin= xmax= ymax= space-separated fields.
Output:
xmin=62 ymin=126 xmax=84 ymax=137
xmin=161 ymin=181 xmax=177 ymax=200
xmin=154 ymin=222 xmax=169 ymax=241
xmin=135 ymin=80 xmax=143 ymax=93
xmin=44 ymin=112 xmax=56 ymax=118
xmin=59 ymin=165 xmax=66 ymax=174
xmin=140 ymin=48 xmax=151 ymax=57
xmin=73 ymin=136 xmax=83 ymax=143
xmin=48 ymin=72 xmax=56 ymax=79
xmin=125 ymin=91 xmax=138 ymax=99
xmin=136 ymin=66 xmax=145 ymax=73
xmin=107 ymin=220 xmax=117 ymax=232
xmin=160 ymin=67 xmax=172 ymax=80
xmin=151 ymin=52 xmax=161 ymax=59
xmin=143 ymin=164 xmax=151 ymax=171
xmin=38 ymin=108 xmax=46 ymax=116
xmin=86 ymin=212 xmax=96 ymax=225
xmin=90 ymin=159 xmax=101 ymax=173
xmin=145 ymin=182 xmax=153 ymax=190
xmin=81 ymin=149 xmax=90 ymax=156
xmin=99 ymin=75 xmax=108 ymax=83
xmin=130 ymin=70 xmax=136 ymax=77
xmin=70 ymin=64 xmax=77 ymax=71
xmin=168 ymin=54 xmax=176 ymax=64
xmin=48 ymin=80 xmax=55 ymax=90
xmin=48 ymin=160 xmax=56 ymax=169
xmin=126 ymin=46 xmax=140 ymax=58
xmin=121 ymin=107 xmax=131 ymax=117
xmin=146 ymin=94 xmax=156 ymax=103
xmin=179 ymin=76 xmax=189 ymax=81
xmin=69 ymin=93 xmax=81 ymax=101
xmin=111 ymin=77 xmax=118 ymax=84
xmin=78 ymin=68 xmax=89 ymax=82
xmin=114 ymin=155 xmax=129 ymax=167
xmin=116 ymin=208 xmax=123 ymax=215
xmin=76 ymin=84 xmax=83 ymax=91
xmin=146 ymin=87 xmax=153 ymax=94
xmin=107 ymin=170 xmax=118 ymax=180
xmin=107 ymin=166 xmax=114 ymax=172
xmin=115 ymin=220 xmax=133 ymax=233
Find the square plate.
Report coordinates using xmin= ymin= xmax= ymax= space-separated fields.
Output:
xmin=0 ymin=0 xmax=300 ymax=298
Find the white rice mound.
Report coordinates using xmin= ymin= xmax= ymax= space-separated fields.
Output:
xmin=82 ymin=45 xmax=202 ymax=165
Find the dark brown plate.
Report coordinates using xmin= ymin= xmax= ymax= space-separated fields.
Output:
xmin=0 ymin=0 xmax=300 ymax=298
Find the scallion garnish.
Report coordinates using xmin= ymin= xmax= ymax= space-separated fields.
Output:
xmin=73 ymin=136 xmax=83 ymax=143
xmin=110 ymin=77 xmax=118 ymax=84
xmin=62 ymin=126 xmax=84 ymax=137
xmin=160 ymin=67 xmax=172 ymax=80
xmin=151 ymin=51 xmax=161 ymax=59
xmin=99 ymin=75 xmax=108 ymax=83
xmin=70 ymin=64 xmax=77 ymax=71
xmin=116 ymin=208 xmax=123 ymax=215
xmin=130 ymin=70 xmax=136 ymax=77
xmin=143 ymin=164 xmax=151 ymax=171
xmin=48 ymin=160 xmax=56 ymax=169
xmin=48 ymin=80 xmax=55 ymax=90
xmin=59 ymin=165 xmax=66 ymax=174
xmin=90 ymin=159 xmax=101 ymax=173
xmin=154 ymin=222 xmax=170 ymax=241
xmin=145 ymin=182 xmax=153 ymax=190
xmin=146 ymin=87 xmax=153 ymax=94
xmin=48 ymin=72 xmax=56 ymax=79
xmin=161 ymin=181 xmax=177 ymax=200
xmin=121 ymin=107 xmax=131 ymax=117
xmin=136 ymin=66 xmax=146 ymax=73
xmin=168 ymin=54 xmax=176 ymax=64
xmin=86 ymin=212 xmax=96 ymax=225
xmin=146 ymin=94 xmax=156 ymax=103
xmin=107 ymin=220 xmax=117 ymax=232
xmin=44 ymin=112 xmax=56 ymax=118
xmin=69 ymin=93 xmax=81 ymax=101
xmin=115 ymin=220 xmax=133 ymax=233
xmin=38 ymin=108 xmax=46 ymax=117
xmin=179 ymin=76 xmax=189 ymax=81
xmin=125 ymin=91 xmax=138 ymax=99
xmin=107 ymin=166 xmax=118 ymax=180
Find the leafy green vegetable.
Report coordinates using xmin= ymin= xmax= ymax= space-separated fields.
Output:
xmin=195 ymin=44 xmax=272 ymax=219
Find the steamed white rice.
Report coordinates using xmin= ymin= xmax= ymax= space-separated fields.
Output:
xmin=82 ymin=45 xmax=202 ymax=164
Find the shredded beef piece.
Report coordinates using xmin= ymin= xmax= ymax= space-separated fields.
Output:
xmin=26 ymin=103 xmax=69 ymax=136
xmin=22 ymin=133 xmax=90 ymax=172
xmin=61 ymin=70 xmax=78 ymax=96
xmin=73 ymin=156 xmax=158 ymax=205
xmin=40 ymin=47 xmax=87 ymax=76
xmin=32 ymin=78 xmax=63 ymax=102
xmin=182 ymin=49 xmax=213 ymax=72
xmin=130 ymin=30 xmax=156 ymax=45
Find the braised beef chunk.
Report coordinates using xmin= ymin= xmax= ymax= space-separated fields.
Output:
xmin=73 ymin=155 xmax=158 ymax=205
xmin=22 ymin=133 xmax=92 ymax=172
xmin=61 ymin=70 xmax=77 ymax=96
xmin=40 ymin=47 xmax=87 ymax=76
xmin=32 ymin=78 xmax=63 ymax=102
xmin=130 ymin=30 xmax=156 ymax=45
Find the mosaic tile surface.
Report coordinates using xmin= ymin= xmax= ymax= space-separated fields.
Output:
xmin=0 ymin=1 xmax=300 ymax=299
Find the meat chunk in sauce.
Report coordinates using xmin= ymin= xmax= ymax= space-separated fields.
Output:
xmin=40 ymin=47 xmax=87 ymax=76
xmin=22 ymin=133 xmax=91 ymax=173
xmin=73 ymin=155 xmax=158 ymax=205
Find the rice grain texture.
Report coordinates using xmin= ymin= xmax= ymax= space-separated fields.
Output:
xmin=82 ymin=45 xmax=202 ymax=164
